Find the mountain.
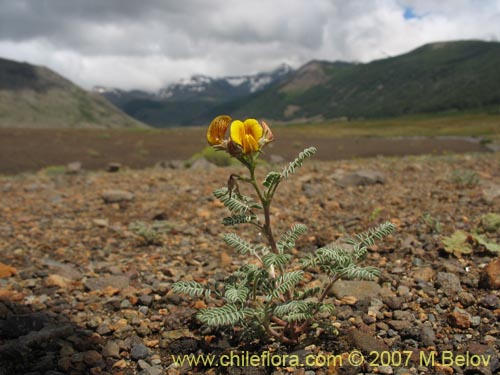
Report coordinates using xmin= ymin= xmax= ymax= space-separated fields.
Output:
xmin=228 ymin=40 xmax=500 ymax=121
xmin=0 ymin=58 xmax=146 ymax=129
xmin=95 ymin=64 xmax=293 ymax=127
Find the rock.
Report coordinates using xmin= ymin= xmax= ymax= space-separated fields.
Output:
xmin=102 ymin=341 xmax=120 ymax=358
xmin=387 ymin=320 xmax=412 ymax=331
xmin=45 ymin=274 xmax=72 ymax=289
xmin=414 ymin=267 xmax=435 ymax=282
xmin=139 ymin=294 xmax=153 ymax=306
xmin=331 ymin=280 xmax=381 ymax=301
xmin=155 ymin=160 xmax=185 ymax=169
xmin=66 ymin=161 xmax=82 ymax=174
xmin=0 ymin=262 xmax=16 ymax=278
xmin=190 ymin=158 xmax=216 ymax=170
xmin=448 ymin=308 xmax=471 ymax=329
xmin=83 ymin=350 xmax=103 ymax=367
xmin=479 ymin=294 xmax=500 ymax=309
xmin=84 ymin=275 xmax=130 ymax=291
xmin=102 ymin=189 xmax=134 ymax=203
xmin=482 ymin=183 xmax=500 ymax=203
xmin=107 ymin=162 xmax=121 ymax=173
xmin=131 ymin=342 xmax=149 ymax=360
xmin=349 ymin=327 xmax=389 ymax=353
xmin=335 ymin=169 xmax=385 ymax=187
xmin=435 ymin=272 xmax=463 ymax=296
xmin=479 ymin=258 xmax=500 ymax=289
xmin=92 ymin=218 xmax=109 ymax=227
xmin=420 ymin=325 xmax=436 ymax=346
xmin=138 ymin=359 xmax=163 ymax=375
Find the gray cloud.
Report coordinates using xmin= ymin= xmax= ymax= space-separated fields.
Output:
xmin=0 ymin=0 xmax=499 ymax=90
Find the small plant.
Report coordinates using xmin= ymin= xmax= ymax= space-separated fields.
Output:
xmin=172 ymin=115 xmax=396 ymax=345
xmin=450 ymin=168 xmax=480 ymax=188
xmin=422 ymin=213 xmax=442 ymax=234
xmin=129 ymin=220 xmax=171 ymax=246
xmin=190 ymin=146 xmax=238 ymax=167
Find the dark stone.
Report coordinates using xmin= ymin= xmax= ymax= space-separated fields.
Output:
xmin=130 ymin=343 xmax=149 ymax=360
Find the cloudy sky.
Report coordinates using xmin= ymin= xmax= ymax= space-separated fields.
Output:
xmin=1 ymin=0 xmax=499 ymax=91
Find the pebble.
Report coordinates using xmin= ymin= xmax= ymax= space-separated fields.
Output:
xmin=436 ymin=272 xmax=463 ymax=296
xmin=131 ymin=343 xmax=149 ymax=360
xmin=101 ymin=189 xmax=134 ymax=203
xmin=102 ymin=341 xmax=120 ymax=358
xmin=479 ymin=257 xmax=500 ymax=289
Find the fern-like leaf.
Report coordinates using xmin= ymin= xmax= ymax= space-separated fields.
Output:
xmin=262 ymin=253 xmax=292 ymax=269
xmin=222 ymin=214 xmax=257 ymax=226
xmin=277 ymin=224 xmax=307 ymax=253
xmin=197 ymin=304 xmax=254 ymax=327
xmin=172 ymin=281 xmax=208 ymax=298
xmin=271 ymin=270 xmax=304 ymax=299
xmin=223 ymin=233 xmax=262 ymax=256
xmin=224 ymin=285 xmax=249 ymax=304
xmin=281 ymin=147 xmax=317 ymax=179
xmin=344 ymin=265 xmax=380 ymax=280
xmin=274 ymin=300 xmax=311 ymax=316
xmin=213 ymin=188 xmax=262 ymax=214
xmin=262 ymin=171 xmax=281 ymax=188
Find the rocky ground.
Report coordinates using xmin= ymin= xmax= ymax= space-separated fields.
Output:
xmin=1 ymin=151 xmax=500 ymax=375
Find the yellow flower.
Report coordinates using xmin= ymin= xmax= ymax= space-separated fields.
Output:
xmin=230 ymin=119 xmax=263 ymax=154
xmin=207 ymin=115 xmax=232 ymax=146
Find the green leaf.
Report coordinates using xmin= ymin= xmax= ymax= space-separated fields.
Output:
xmin=480 ymin=213 xmax=500 ymax=233
xmin=172 ymin=281 xmax=208 ymax=297
xmin=213 ymin=188 xmax=262 ymax=214
xmin=197 ymin=304 xmax=254 ymax=327
xmin=223 ymin=233 xmax=263 ymax=256
xmin=473 ymin=234 xmax=500 ymax=253
xmin=442 ymin=230 xmax=473 ymax=257
xmin=262 ymin=253 xmax=292 ymax=268
xmin=222 ymin=214 xmax=257 ymax=226
xmin=262 ymin=171 xmax=281 ymax=188
xmin=224 ymin=285 xmax=250 ymax=304
xmin=277 ymin=224 xmax=307 ymax=254
xmin=281 ymin=147 xmax=317 ymax=179
xmin=272 ymin=270 xmax=304 ymax=299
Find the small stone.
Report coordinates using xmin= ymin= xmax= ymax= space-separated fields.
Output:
xmin=83 ymin=350 xmax=103 ymax=367
xmin=458 ymin=291 xmax=476 ymax=307
xmin=331 ymin=280 xmax=381 ymax=301
xmin=190 ymin=158 xmax=216 ymax=170
xmin=92 ymin=218 xmax=109 ymax=227
xmin=335 ymin=169 xmax=385 ymax=187
xmin=66 ymin=161 xmax=82 ymax=174
xmin=448 ymin=309 xmax=471 ymax=329
xmin=102 ymin=341 xmax=120 ymax=358
xmin=378 ymin=366 xmax=394 ymax=374
xmin=102 ymin=189 xmax=134 ymax=203
xmin=436 ymin=272 xmax=463 ymax=296
xmin=131 ymin=343 xmax=149 ymax=360
xmin=84 ymin=275 xmax=130 ymax=291
xmin=107 ymin=162 xmax=121 ymax=173
xmin=139 ymin=294 xmax=153 ymax=306
xmin=349 ymin=327 xmax=389 ymax=353
xmin=388 ymin=320 xmax=412 ymax=331
xmin=46 ymin=274 xmax=72 ymax=289
xmin=479 ymin=294 xmax=500 ymax=309
xmin=420 ymin=325 xmax=436 ymax=346
xmin=479 ymin=258 xmax=500 ymax=290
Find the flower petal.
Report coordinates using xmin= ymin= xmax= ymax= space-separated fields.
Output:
xmin=242 ymin=134 xmax=259 ymax=154
xmin=243 ymin=119 xmax=263 ymax=142
xmin=207 ymin=115 xmax=231 ymax=145
xmin=230 ymin=120 xmax=245 ymax=146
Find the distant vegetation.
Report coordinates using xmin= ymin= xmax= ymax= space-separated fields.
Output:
xmin=0 ymin=57 xmax=146 ymax=129
xmin=98 ymin=40 xmax=500 ymax=127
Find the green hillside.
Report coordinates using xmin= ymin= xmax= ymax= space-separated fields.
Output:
xmin=0 ymin=58 xmax=146 ymax=129
xmin=227 ymin=40 xmax=500 ymax=121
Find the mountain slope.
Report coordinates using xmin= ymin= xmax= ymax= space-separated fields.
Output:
xmin=230 ymin=40 xmax=500 ymax=121
xmin=0 ymin=58 xmax=146 ymax=129
xmin=96 ymin=64 xmax=293 ymax=127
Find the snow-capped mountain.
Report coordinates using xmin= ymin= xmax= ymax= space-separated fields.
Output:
xmin=94 ymin=63 xmax=294 ymax=127
xmin=157 ymin=63 xmax=293 ymax=100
